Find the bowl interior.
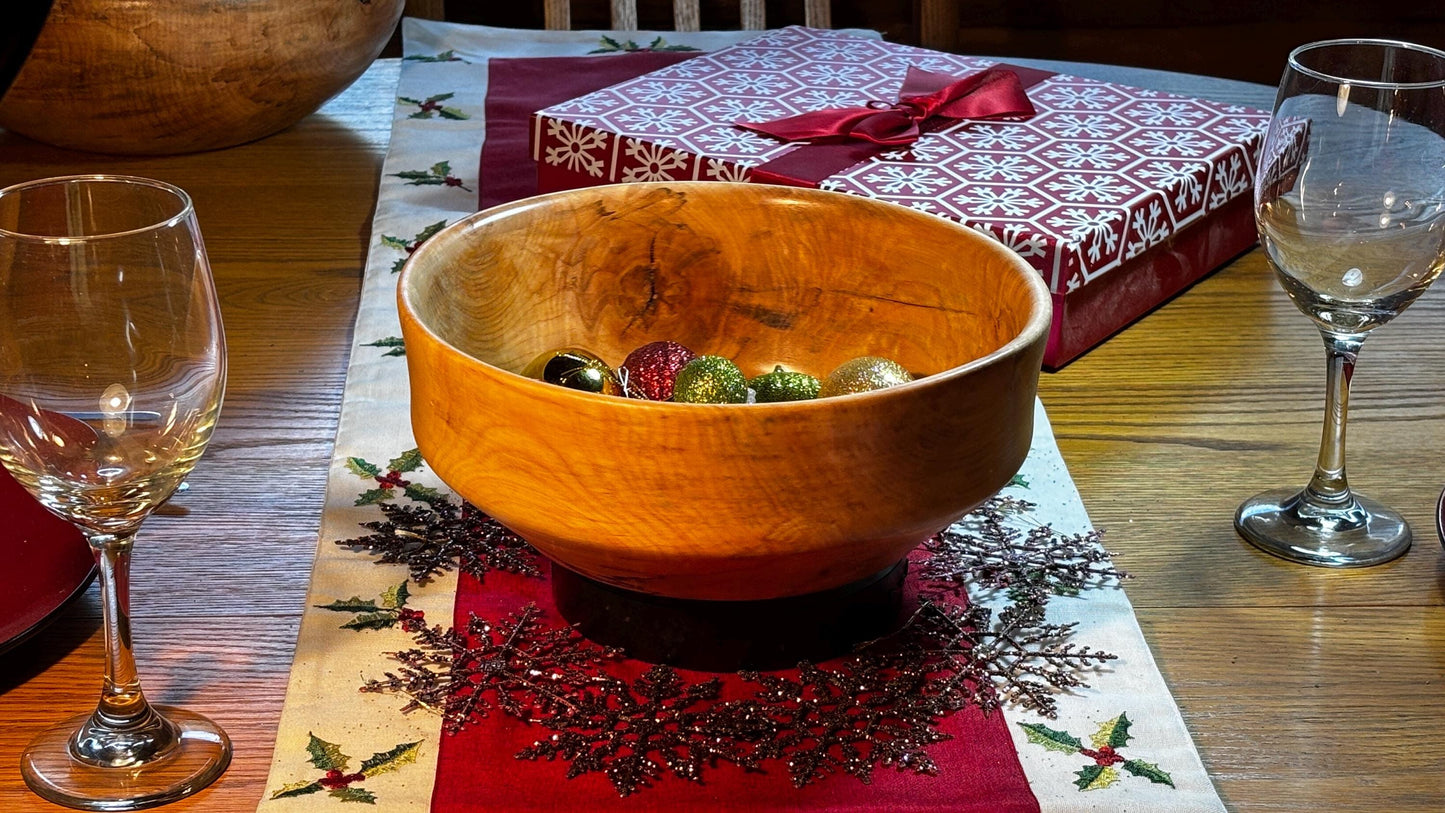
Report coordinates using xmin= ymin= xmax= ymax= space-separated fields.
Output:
xmin=405 ymin=183 xmax=1043 ymax=381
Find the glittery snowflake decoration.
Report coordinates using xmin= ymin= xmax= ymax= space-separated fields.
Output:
xmin=361 ymin=604 xmax=618 ymax=731
xmin=920 ymin=495 xmax=1127 ymax=607
xmin=336 ymin=498 xmax=541 ymax=585
xmin=358 ymin=495 xmax=1125 ymax=795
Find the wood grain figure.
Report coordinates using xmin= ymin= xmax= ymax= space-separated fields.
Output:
xmin=399 ymin=182 xmax=1050 ymax=600
xmin=0 ymin=0 xmax=404 ymax=155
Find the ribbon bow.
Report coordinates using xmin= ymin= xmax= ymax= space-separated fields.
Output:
xmin=738 ymin=66 xmax=1037 ymax=147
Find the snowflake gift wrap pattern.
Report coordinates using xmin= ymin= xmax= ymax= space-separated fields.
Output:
xmin=530 ymin=26 xmax=1271 ymax=368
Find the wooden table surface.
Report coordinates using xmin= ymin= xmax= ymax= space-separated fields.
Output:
xmin=1 ymin=55 xmax=1442 ymax=812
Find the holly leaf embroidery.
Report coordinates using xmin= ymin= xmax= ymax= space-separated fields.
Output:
xmin=388 ymin=449 xmax=425 ymax=473
xmin=429 ymin=161 xmax=453 ymax=178
xmin=305 ymin=733 xmax=350 ymax=772
xmin=380 ymin=581 xmax=410 ymax=610
xmin=1074 ymin=764 xmax=1120 ymax=791
xmin=342 ymin=612 xmax=402 ymax=631
xmin=356 ymin=488 xmax=392 ymax=506
xmin=360 ymin=740 xmax=423 ymax=777
xmin=403 ymin=482 xmax=444 ymax=506
xmin=1020 ymin=721 xmax=1083 ymax=753
xmin=1090 ymin=713 xmax=1132 ymax=749
xmin=415 ymin=221 xmax=447 ymax=243
xmin=314 ymin=597 xmax=381 ymax=613
xmin=363 ymin=337 xmax=406 ymax=357
xmin=347 ymin=457 xmax=382 ymax=478
xmin=379 ymin=235 xmax=411 ymax=251
xmin=328 ymin=786 xmax=377 ymax=803
xmin=271 ymin=778 xmax=324 ymax=798
xmin=391 ymin=169 xmax=438 ymax=182
xmin=1122 ymin=759 xmax=1175 ymax=787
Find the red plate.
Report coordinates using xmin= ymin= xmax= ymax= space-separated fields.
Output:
xmin=0 ymin=465 xmax=94 ymax=653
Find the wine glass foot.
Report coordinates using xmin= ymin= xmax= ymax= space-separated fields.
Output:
xmin=1235 ymin=487 xmax=1411 ymax=567
xmin=21 ymin=706 xmax=231 ymax=811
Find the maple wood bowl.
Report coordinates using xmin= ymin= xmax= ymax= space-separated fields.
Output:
xmin=399 ymin=182 xmax=1050 ymax=601
xmin=0 ymin=0 xmax=404 ymax=155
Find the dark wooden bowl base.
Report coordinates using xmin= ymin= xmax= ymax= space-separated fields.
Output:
xmin=551 ymin=560 xmax=908 ymax=672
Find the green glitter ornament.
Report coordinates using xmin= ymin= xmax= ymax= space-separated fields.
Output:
xmin=749 ymin=365 xmax=821 ymax=403
xmin=818 ymin=356 xmax=914 ymax=398
xmin=672 ymin=356 xmax=748 ymax=404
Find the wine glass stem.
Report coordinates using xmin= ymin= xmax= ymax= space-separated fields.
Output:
xmin=1303 ymin=331 xmax=1364 ymax=509
xmin=72 ymin=531 xmax=176 ymax=767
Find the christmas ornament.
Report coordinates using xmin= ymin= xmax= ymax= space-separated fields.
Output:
xmin=749 ymin=365 xmax=821 ymax=403
xmin=620 ymin=340 xmax=696 ymax=401
xmin=672 ymin=356 xmax=748 ymax=404
xmin=818 ymin=356 xmax=914 ymax=398
xmin=523 ymin=348 xmax=623 ymax=396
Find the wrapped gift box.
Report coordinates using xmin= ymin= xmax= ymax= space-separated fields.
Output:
xmin=529 ymin=27 xmax=1269 ymax=368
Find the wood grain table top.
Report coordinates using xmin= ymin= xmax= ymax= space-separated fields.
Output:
xmin=1 ymin=55 xmax=1442 ymax=812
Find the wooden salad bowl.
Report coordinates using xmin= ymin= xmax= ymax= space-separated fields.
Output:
xmin=0 ymin=0 xmax=403 ymax=155
xmin=399 ymin=182 xmax=1051 ymax=601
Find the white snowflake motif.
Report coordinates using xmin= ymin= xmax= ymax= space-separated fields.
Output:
xmin=714 ymin=72 xmax=793 ymax=96
xmin=795 ymin=64 xmax=875 ymax=87
xmin=818 ymin=178 xmax=847 ymax=192
xmin=876 ymin=56 xmax=968 ymax=75
xmin=630 ymin=81 xmax=706 ymax=106
xmin=975 ymin=222 xmax=1050 ymax=260
xmin=543 ymin=120 xmax=609 ymax=177
xmin=1040 ymin=114 xmax=1125 ymax=139
xmin=1044 ymin=173 xmax=1136 ymax=204
xmin=744 ymin=29 xmax=806 ymax=47
xmin=693 ymin=126 xmax=774 ymax=155
xmin=1136 ymin=161 xmax=1208 ymax=211
xmin=1214 ymin=116 xmax=1270 ymax=141
xmin=702 ymin=98 xmax=786 ymax=122
xmin=1208 ymin=152 xmax=1251 ymax=209
xmin=718 ymin=49 xmax=800 ymax=71
xmin=620 ymin=139 xmax=689 ymax=182
xmin=651 ymin=59 xmax=722 ymax=80
xmin=800 ymin=40 xmax=876 ymax=61
xmin=1041 ymin=142 xmax=1129 ymax=170
xmin=1128 ymin=129 xmax=1216 ymax=157
xmin=953 ymin=154 xmax=1043 ymax=182
xmin=1127 ymin=101 xmax=1210 ymax=127
xmin=961 ymin=125 xmax=1040 ymax=151
xmin=861 ymin=165 xmax=953 ymax=195
xmin=552 ymin=92 xmax=620 ymax=115
xmin=614 ymin=107 xmax=698 ymax=134
xmin=952 ymin=187 xmax=1046 ymax=217
xmin=704 ymin=157 xmax=752 ymax=182
xmin=790 ymin=88 xmax=867 ymax=109
xmin=1125 ymin=199 xmax=1173 ymax=258
xmin=1046 ymin=207 xmax=1124 ymax=263
xmin=880 ymin=136 xmax=956 ymax=164
xmin=1037 ymin=85 xmax=1123 ymax=111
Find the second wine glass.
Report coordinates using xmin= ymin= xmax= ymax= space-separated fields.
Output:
xmin=0 ymin=175 xmax=231 ymax=809
xmin=1237 ymin=39 xmax=1445 ymax=566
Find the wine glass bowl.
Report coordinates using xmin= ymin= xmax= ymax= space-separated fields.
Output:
xmin=0 ymin=175 xmax=229 ymax=809
xmin=1237 ymin=40 xmax=1445 ymax=567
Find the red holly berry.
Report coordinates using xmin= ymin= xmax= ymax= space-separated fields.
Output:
xmin=443 ymin=176 xmax=464 ymax=187
xmin=398 ymin=607 xmax=427 ymax=632
xmin=377 ymin=470 xmax=411 ymax=489
xmin=1080 ymin=744 xmax=1125 ymax=766
xmin=620 ymin=341 xmax=696 ymax=401
xmin=319 ymin=769 xmax=367 ymax=789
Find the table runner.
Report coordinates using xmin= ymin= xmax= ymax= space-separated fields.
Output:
xmin=259 ymin=19 xmax=1224 ymax=811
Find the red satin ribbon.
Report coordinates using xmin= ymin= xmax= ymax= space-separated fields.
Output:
xmin=738 ymin=66 xmax=1037 ymax=147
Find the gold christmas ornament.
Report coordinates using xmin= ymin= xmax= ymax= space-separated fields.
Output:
xmin=523 ymin=348 xmax=623 ymax=396
xmin=819 ymin=356 xmax=914 ymax=398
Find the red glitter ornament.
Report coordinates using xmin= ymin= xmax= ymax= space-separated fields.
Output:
xmin=620 ymin=341 xmax=696 ymax=401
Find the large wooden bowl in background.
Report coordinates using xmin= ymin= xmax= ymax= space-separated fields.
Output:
xmin=399 ymin=182 xmax=1051 ymax=601
xmin=0 ymin=0 xmax=404 ymax=155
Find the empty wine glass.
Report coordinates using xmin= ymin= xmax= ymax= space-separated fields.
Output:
xmin=1237 ymin=40 xmax=1445 ymax=566
xmin=0 ymin=175 xmax=230 ymax=809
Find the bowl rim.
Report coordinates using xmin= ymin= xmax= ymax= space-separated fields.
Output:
xmin=397 ymin=181 xmax=1052 ymax=412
